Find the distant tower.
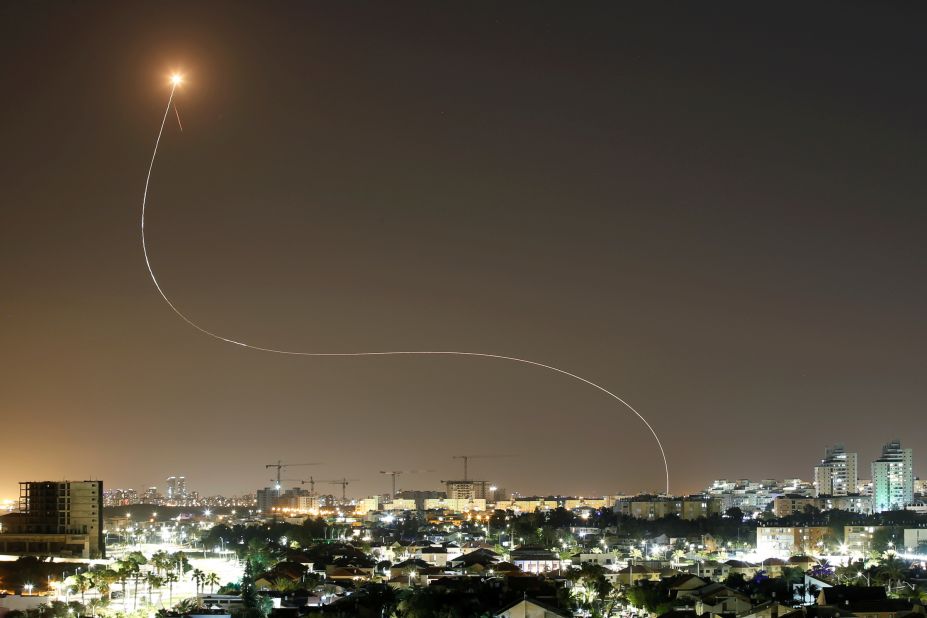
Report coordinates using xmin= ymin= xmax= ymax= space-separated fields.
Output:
xmin=872 ymin=440 xmax=913 ymax=512
xmin=813 ymin=445 xmax=858 ymax=497
xmin=166 ymin=476 xmax=187 ymax=501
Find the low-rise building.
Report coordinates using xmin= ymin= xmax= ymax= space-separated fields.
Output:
xmin=383 ymin=499 xmax=417 ymax=511
xmin=423 ymin=498 xmax=486 ymax=512
xmin=844 ymin=525 xmax=886 ymax=554
xmin=510 ymin=545 xmax=563 ymax=574
xmin=772 ymin=495 xmax=822 ymax=517
xmin=820 ymin=494 xmax=872 ymax=514
xmin=570 ymin=552 xmax=620 ymax=570
xmin=494 ymin=499 xmax=560 ymax=512
xmin=756 ymin=526 xmax=830 ymax=558
xmin=615 ymin=496 xmax=721 ymax=520
xmin=616 ymin=564 xmax=659 ymax=585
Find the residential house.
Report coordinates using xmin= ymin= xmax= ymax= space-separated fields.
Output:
xmin=818 ymin=586 xmax=924 ymax=618
xmin=724 ymin=560 xmax=759 ymax=579
xmin=690 ymin=583 xmax=752 ymax=615
xmin=495 ymin=598 xmax=571 ymax=618
xmin=616 ymin=564 xmax=659 ymax=586
xmin=510 ymin=546 xmax=563 ymax=574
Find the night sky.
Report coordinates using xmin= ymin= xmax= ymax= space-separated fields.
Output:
xmin=2 ymin=2 xmax=926 ymax=500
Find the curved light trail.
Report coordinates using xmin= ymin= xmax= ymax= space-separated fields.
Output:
xmin=141 ymin=81 xmax=671 ymax=494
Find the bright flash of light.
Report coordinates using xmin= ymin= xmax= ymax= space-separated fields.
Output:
xmin=170 ymin=74 xmax=183 ymax=86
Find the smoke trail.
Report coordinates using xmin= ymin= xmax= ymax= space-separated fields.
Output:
xmin=173 ymin=102 xmax=183 ymax=132
xmin=141 ymin=85 xmax=671 ymax=494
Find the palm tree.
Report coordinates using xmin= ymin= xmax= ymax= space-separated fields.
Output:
xmin=86 ymin=597 xmax=107 ymax=618
xmin=72 ymin=573 xmax=93 ymax=603
xmin=151 ymin=551 xmax=171 ymax=576
xmin=94 ymin=569 xmax=118 ymax=600
xmin=145 ymin=572 xmax=164 ymax=605
xmin=270 ymin=578 xmax=298 ymax=593
xmin=205 ymin=573 xmax=220 ymax=595
xmin=171 ymin=551 xmax=190 ymax=578
xmin=114 ymin=558 xmax=135 ymax=609
xmin=877 ymin=555 xmax=905 ymax=592
xmin=164 ymin=572 xmax=178 ymax=606
xmin=192 ymin=569 xmax=206 ymax=596
xmin=125 ymin=551 xmax=148 ymax=609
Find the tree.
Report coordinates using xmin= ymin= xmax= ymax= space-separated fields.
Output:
xmin=86 ymin=597 xmax=107 ymax=618
xmin=192 ymin=569 xmax=206 ymax=596
xmin=171 ymin=551 xmax=192 ymax=577
xmin=242 ymin=539 xmax=275 ymax=572
xmin=113 ymin=558 xmax=136 ymax=609
xmin=164 ymin=572 xmax=178 ymax=606
xmin=624 ymin=581 xmax=672 ymax=615
xmin=876 ymin=554 xmax=906 ymax=592
xmin=570 ymin=564 xmax=613 ymax=615
xmin=145 ymin=572 xmax=164 ymax=605
xmin=270 ymin=578 xmax=298 ymax=593
xmin=205 ymin=572 xmax=220 ymax=595
xmin=93 ymin=569 xmax=118 ymax=600
xmin=726 ymin=507 xmax=745 ymax=521
xmin=240 ymin=560 xmax=268 ymax=618
xmin=71 ymin=573 xmax=93 ymax=603
xmin=125 ymin=551 xmax=148 ymax=610
xmin=872 ymin=528 xmax=902 ymax=554
xmin=151 ymin=550 xmax=172 ymax=575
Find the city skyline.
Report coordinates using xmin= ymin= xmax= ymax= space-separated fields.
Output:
xmin=3 ymin=2 xmax=927 ymax=499
xmin=11 ymin=436 xmax=920 ymax=505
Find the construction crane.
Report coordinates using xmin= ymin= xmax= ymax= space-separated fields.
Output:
xmin=379 ymin=470 xmax=431 ymax=498
xmin=277 ymin=478 xmax=313 ymax=492
xmin=298 ymin=476 xmax=318 ymax=494
xmin=265 ymin=461 xmax=322 ymax=489
xmin=451 ymin=455 xmax=512 ymax=480
xmin=321 ymin=478 xmax=359 ymax=502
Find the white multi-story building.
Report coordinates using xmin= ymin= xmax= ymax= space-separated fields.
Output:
xmin=814 ymin=445 xmax=858 ymax=497
xmin=705 ymin=479 xmax=813 ymax=514
xmin=872 ymin=440 xmax=913 ymax=513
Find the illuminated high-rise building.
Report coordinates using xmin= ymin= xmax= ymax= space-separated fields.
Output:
xmin=813 ymin=445 xmax=858 ymax=497
xmin=872 ymin=440 xmax=913 ymax=513
xmin=166 ymin=476 xmax=187 ymax=501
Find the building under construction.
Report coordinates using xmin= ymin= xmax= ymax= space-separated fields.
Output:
xmin=0 ymin=480 xmax=104 ymax=558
